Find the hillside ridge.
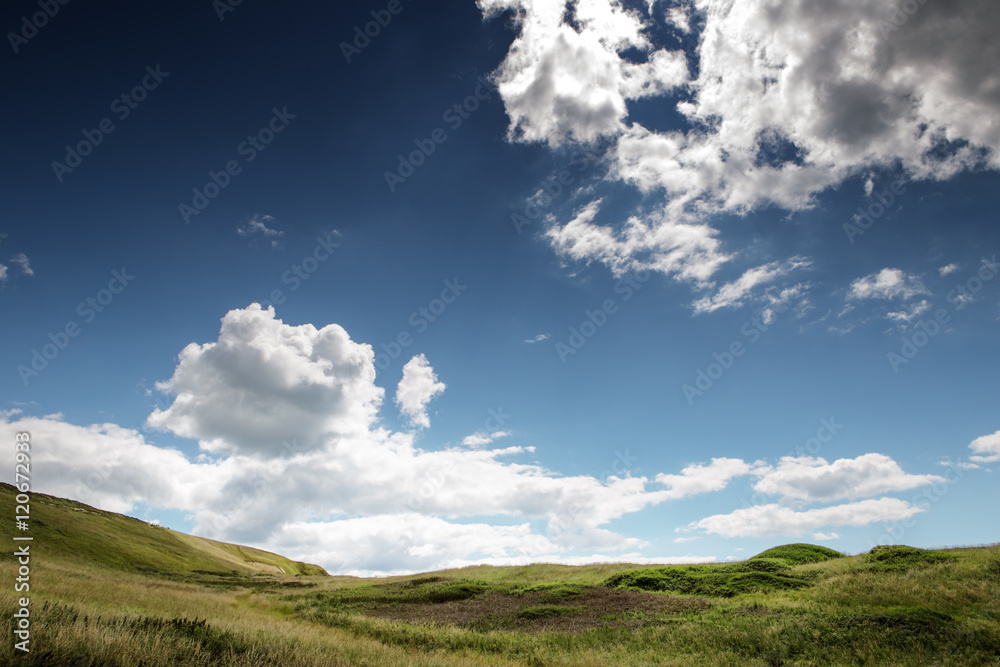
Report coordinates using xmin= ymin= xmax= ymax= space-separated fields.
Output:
xmin=0 ymin=482 xmax=327 ymax=577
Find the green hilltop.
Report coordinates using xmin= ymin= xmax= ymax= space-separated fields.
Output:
xmin=0 ymin=482 xmax=326 ymax=577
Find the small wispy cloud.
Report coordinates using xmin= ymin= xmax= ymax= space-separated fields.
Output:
xmin=939 ymin=263 xmax=959 ymax=277
xmin=848 ymin=268 xmax=928 ymax=301
xmin=462 ymin=430 xmax=511 ymax=447
xmin=524 ymin=333 xmax=551 ymax=344
xmin=886 ymin=299 xmax=931 ymax=324
xmin=969 ymin=430 xmax=1000 ymax=465
xmin=237 ymin=214 xmax=284 ymax=248
xmin=692 ymin=257 xmax=811 ymax=315
xmin=10 ymin=253 xmax=33 ymax=276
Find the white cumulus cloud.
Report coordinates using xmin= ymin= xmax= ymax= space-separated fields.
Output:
xmin=481 ymin=0 xmax=1000 ymax=297
xmin=688 ymin=497 xmax=924 ymax=539
xmin=752 ymin=454 xmax=945 ymax=503
xmin=146 ymin=304 xmax=383 ymax=457
xmin=395 ymin=354 xmax=446 ymax=429
xmin=969 ymin=429 xmax=1000 ymax=464
xmin=656 ymin=457 xmax=758 ymax=499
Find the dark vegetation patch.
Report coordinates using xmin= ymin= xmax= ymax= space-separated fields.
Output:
xmin=161 ymin=571 xmax=318 ymax=592
xmin=519 ymin=583 xmax=587 ymax=601
xmin=299 ymin=584 xmax=709 ymax=634
xmin=863 ymin=545 xmax=956 ymax=572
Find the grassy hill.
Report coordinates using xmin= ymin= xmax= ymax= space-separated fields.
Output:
xmin=2 ymin=483 xmax=998 ymax=666
xmin=0 ymin=482 xmax=326 ymax=577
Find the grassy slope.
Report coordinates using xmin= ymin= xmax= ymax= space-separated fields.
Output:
xmin=0 ymin=482 xmax=326 ymax=576
xmin=2 ymin=483 xmax=999 ymax=665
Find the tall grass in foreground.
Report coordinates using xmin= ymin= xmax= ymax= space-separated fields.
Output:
xmin=2 ymin=544 xmax=998 ymax=666
xmin=0 ymin=560 xmax=519 ymax=666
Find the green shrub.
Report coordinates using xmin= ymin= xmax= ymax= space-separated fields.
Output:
xmin=863 ymin=545 xmax=954 ymax=571
xmin=517 ymin=605 xmax=583 ymax=619
xmin=750 ymin=543 xmax=844 ymax=566
xmin=605 ymin=564 xmax=813 ymax=597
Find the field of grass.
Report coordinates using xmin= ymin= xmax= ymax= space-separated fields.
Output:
xmin=3 ymin=483 xmax=999 ymax=665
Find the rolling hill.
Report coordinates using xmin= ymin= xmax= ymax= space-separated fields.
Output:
xmin=0 ymin=482 xmax=327 ymax=577
xmin=2 ymin=482 xmax=998 ymax=666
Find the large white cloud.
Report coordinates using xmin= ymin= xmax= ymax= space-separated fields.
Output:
xmin=482 ymin=0 xmax=1000 ymax=296
xmin=0 ymin=413 xmax=223 ymax=514
xmin=268 ymin=514 xmax=714 ymax=576
xmin=478 ymin=0 xmax=689 ymax=146
xmin=687 ymin=497 xmax=925 ymax=539
xmin=146 ymin=304 xmax=383 ymax=457
xmin=0 ymin=305 xmax=963 ymax=572
xmin=1 ymin=306 xmax=690 ymax=573
xmin=752 ymin=454 xmax=945 ymax=503
xmin=395 ymin=354 xmax=446 ymax=429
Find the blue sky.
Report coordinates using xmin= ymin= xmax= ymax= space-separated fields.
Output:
xmin=2 ymin=0 xmax=998 ymax=575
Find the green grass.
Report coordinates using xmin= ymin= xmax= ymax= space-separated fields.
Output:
xmin=0 ymin=482 xmax=326 ymax=578
xmin=2 ymin=483 xmax=999 ymax=665
xmin=749 ymin=543 xmax=844 ymax=566
xmin=862 ymin=544 xmax=956 ymax=571
xmin=605 ymin=564 xmax=813 ymax=597
xmin=601 ymin=544 xmax=843 ymax=597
